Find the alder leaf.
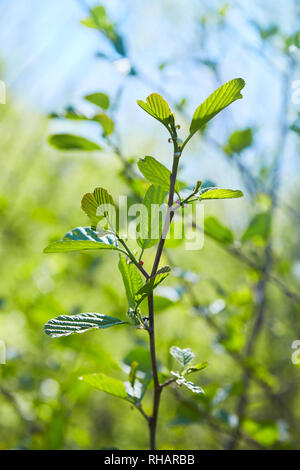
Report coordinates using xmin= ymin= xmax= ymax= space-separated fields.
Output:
xmin=189 ymin=78 xmax=245 ymax=136
xmin=44 ymin=313 xmax=127 ymax=338
xmin=137 ymin=93 xmax=172 ymax=126
xmin=43 ymin=227 xmax=122 ymax=253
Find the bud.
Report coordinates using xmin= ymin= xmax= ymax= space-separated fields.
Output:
xmin=127 ymin=307 xmax=142 ymax=326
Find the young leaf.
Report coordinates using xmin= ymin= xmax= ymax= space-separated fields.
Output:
xmin=129 ymin=361 xmax=138 ymax=388
xmin=137 ymin=156 xmax=181 ymax=194
xmin=79 ymin=372 xmax=128 ymax=399
xmin=189 ymin=78 xmax=245 ymax=137
xmin=137 ymin=93 xmax=172 ymax=126
xmin=198 ymin=188 xmax=243 ymax=200
xmin=137 ymin=185 xmax=167 ymax=250
xmin=171 ymin=372 xmax=204 ymax=394
xmin=204 ymin=216 xmax=234 ymax=244
xmin=84 ymin=92 xmax=110 ymax=110
xmin=170 ymin=346 xmax=194 ymax=368
xmin=44 ymin=313 xmax=127 ymax=338
xmin=81 ymin=187 xmax=115 ymax=231
xmin=118 ymin=256 xmax=144 ymax=308
xmin=92 ymin=113 xmax=114 ymax=136
xmin=184 ymin=362 xmax=208 ymax=375
xmin=48 ymin=134 xmax=101 ymax=151
xmin=135 ymin=266 xmax=171 ymax=303
xmin=44 ymin=227 xmax=122 ymax=253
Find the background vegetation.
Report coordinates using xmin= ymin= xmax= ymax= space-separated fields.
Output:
xmin=1 ymin=0 xmax=300 ymax=449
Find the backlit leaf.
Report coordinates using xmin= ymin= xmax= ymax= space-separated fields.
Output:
xmin=184 ymin=362 xmax=208 ymax=375
xmin=135 ymin=266 xmax=171 ymax=303
xmin=44 ymin=312 xmax=127 ymax=338
xmin=170 ymin=346 xmax=194 ymax=368
xmin=79 ymin=372 xmax=128 ymax=399
xmin=44 ymin=227 xmax=121 ymax=253
xmin=81 ymin=187 xmax=115 ymax=231
xmin=198 ymin=188 xmax=244 ymax=200
xmin=137 ymin=184 xmax=167 ymax=250
xmin=118 ymin=256 xmax=143 ymax=308
xmin=137 ymin=93 xmax=172 ymax=126
xmin=137 ymin=156 xmax=181 ymax=194
xmin=189 ymin=78 xmax=245 ymax=136
xmin=171 ymin=372 xmax=204 ymax=394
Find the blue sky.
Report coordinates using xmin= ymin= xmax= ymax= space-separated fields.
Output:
xmin=0 ymin=0 xmax=299 ymax=204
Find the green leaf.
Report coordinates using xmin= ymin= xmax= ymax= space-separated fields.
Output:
xmin=184 ymin=362 xmax=208 ymax=375
xmin=81 ymin=5 xmax=107 ymax=29
xmin=204 ymin=216 xmax=234 ymax=244
xmin=129 ymin=361 xmax=138 ymax=388
xmin=44 ymin=227 xmax=122 ymax=253
xmin=224 ymin=128 xmax=253 ymax=155
xmin=80 ymin=6 xmax=126 ymax=56
xmin=286 ymin=29 xmax=300 ymax=51
xmin=118 ymin=256 xmax=143 ymax=308
xmin=135 ymin=266 xmax=171 ymax=304
xmin=79 ymin=372 xmax=128 ymax=399
xmin=137 ymin=156 xmax=181 ymax=194
xmin=189 ymin=78 xmax=245 ymax=136
xmin=171 ymin=372 xmax=204 ymax=394
xmin=242 ymin=212 xmax=271 ymax=244
xmin=170 ymin=346 xmax=194 ymax=368
xmin=198 ymin=188 xmax=244 ymax=200
xmin=92 ymin=113 xmax=114 ymax=136
xmin=44 ymin=312 xmax=127 ymax=338
xmin=81 ymin=187 xmax=115 ymax=231
xmin=137 ymin=93 xmax=172 ymax=126
xmin=48 ymin=134 xmax=101 ymax=151
xmin=84 ymin=92 xmax=110 ymax=110
xmin=243 ymin=419 xmax=279 ymax=446
xmin=137 ymin=185 xmax=167 ymax=250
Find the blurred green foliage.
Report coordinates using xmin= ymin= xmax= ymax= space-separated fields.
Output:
xmin=1 ymin=0 xmax=300 ymax=450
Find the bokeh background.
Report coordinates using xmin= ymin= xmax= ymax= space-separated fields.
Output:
xmin=1 ymin=0 xmax=300 ymax=450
